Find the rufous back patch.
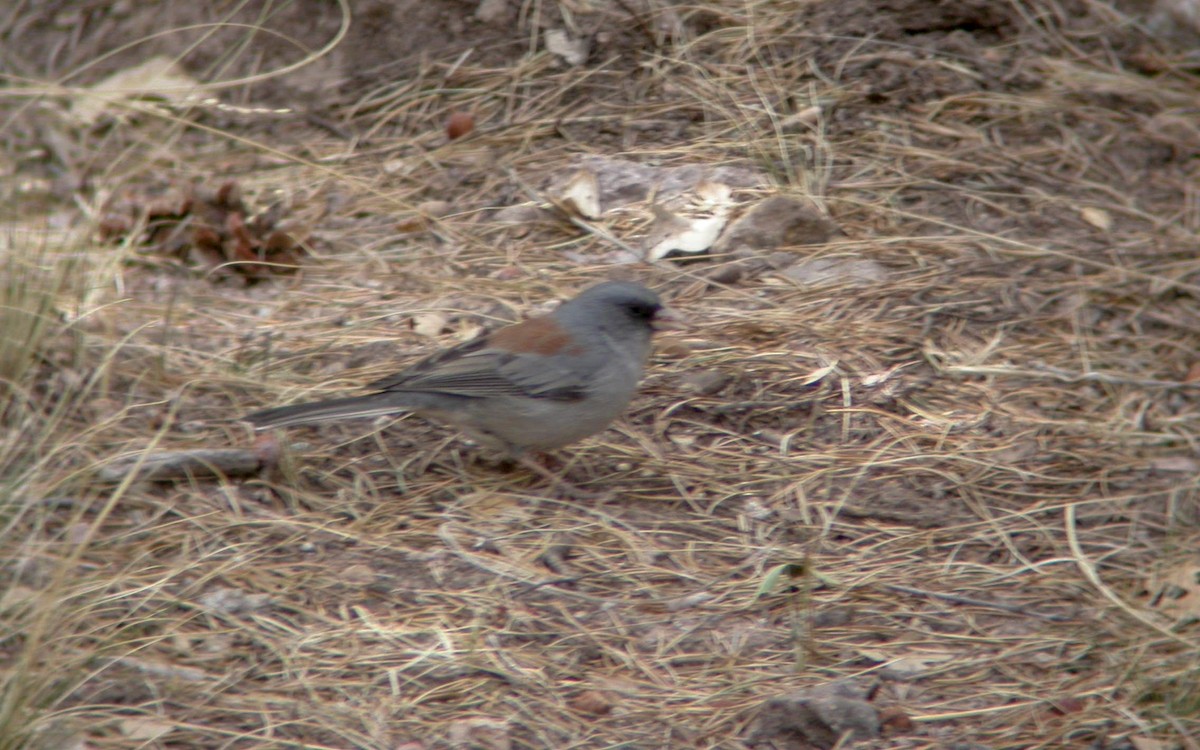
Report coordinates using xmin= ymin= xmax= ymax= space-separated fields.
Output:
xmin=488 ymin=316 xmax=585 ymax=356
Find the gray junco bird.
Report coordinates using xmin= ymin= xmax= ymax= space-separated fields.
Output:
xmin=242 ymin=281 xmax=680 ymax=461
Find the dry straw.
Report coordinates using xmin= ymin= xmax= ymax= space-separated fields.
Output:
xmin=2 ymin=0 xmax=1198 ymax=747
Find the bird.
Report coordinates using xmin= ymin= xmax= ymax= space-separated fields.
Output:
xmin=242 ymin=281 xmax=680 ymax=471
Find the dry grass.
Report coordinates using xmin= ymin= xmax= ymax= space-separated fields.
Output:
xmin=3 ymin=0 xmax=1200 ymax=748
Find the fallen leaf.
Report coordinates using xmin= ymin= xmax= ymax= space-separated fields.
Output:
xmin=412 ymin=312 xmax=449 ymax=338
xmin=119 ymin=717 xmax=174 ymax=741
xmin=756 ymin=562 xmax=807 ymax=599
xmin=99 ymin=178 xmax=305 ymax=281
xmin=695 ymin=181 xmax=733 ymax=206
xmin=644 ymin=201 xmax=731 ymax=261
xmin=1049 ymin=697 xmax=1086 ymax=714
xmin=545 ymin=29 xmax=589 ymax=66
xmin=555 ymin=169 xmax=601 ymax=220
xmin=418 ymin=200 xmax=453 ymax=218
xmin=876 ymin=651 xmax=955 ymax=680
xmin=1080 ymin=206 xmax=1113 ymax=231
xmin=1149 ymin=456 xmax=1199 ymax=473
xmin=780 ymin=105 xmax=823 ymax=130
xmin=800 ymin=361 xmax=838 ymax=385
xmin=1147 ymin=560 xmax=1200 ymax=619
xmin=861 ymin=362 xmax=914 ymax=387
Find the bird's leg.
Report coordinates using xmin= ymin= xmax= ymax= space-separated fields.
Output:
xmin=516 ymin=453 xmax=611 ymax=501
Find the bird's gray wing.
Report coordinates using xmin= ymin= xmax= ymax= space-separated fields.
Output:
xmin=367 ymin=340 xmax=588 ymax=401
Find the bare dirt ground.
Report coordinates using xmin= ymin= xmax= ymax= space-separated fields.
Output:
xmin=3 ymin=1 xmax=1200 ymax=748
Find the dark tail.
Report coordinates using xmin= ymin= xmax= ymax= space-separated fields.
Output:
xmin=242 ymin=395 xmax=411 ymax=429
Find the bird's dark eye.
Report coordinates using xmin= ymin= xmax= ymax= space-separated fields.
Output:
xmin=626 ymin=301 xmax=659 ymax=321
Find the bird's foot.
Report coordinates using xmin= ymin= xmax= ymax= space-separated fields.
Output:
xmin=516 ymin=455 xmax=611 ymax=501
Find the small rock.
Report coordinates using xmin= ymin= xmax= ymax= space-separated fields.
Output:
xmin=715 ymin=195 xmax=837 ymax=253
xmin=707 ymin=263 xmax=744 ymax=285
xmin=545 ymin=29 xmax=589 ymax=66
xmin=568 ymin=690 xmax=614 ymax=716
xmin=474 ymin=0 xmax=510 ymax=24
xmin=811 ymin=606 xmax=856 ymax=628
xmin=746 ymin=682 xmax=880 ymax=749
xmin=878 ymin=707 xmax=914 ymax=732
xmin=198 ymin=587 xmax=271 ymax=615
xmin=766 ymin=251 xmax=798 ymax=269
xmin=417 ymin=200 xmax=454 ymax=218
xmin=682 ymin=369 xmax=731 ymax=395
xmin=447 ymin=717 xmax=510 ymax=750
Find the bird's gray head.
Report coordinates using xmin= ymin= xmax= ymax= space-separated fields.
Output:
xmin=562 ymin=281 xmax=672 ymax=336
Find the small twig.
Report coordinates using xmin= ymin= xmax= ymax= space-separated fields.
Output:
xmin=1064 ymin=505 xmax=1197 ymax=648
xmin=98 ymin=449 xmax=263 ymax=483
xmin=1167 ymin=715 xmax=1200 ymax=750
xmin=936 ymin=361 xmax=1198 ymax=388
xmin=884 ymin=584 xmax=1073 ymax=622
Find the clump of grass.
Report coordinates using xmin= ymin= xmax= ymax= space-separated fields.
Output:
xmin=0 ymin=233 xmax=74 ymax=397
xmin=0 ymin=229 xmax=125 ymax=750
xmin=0 ymin=230 xmax=82 ymax=514
xmin=2 ymin=0 xmax=1200 ymax=746
xmin=0 ymin=227 xmax=97 ymax=503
